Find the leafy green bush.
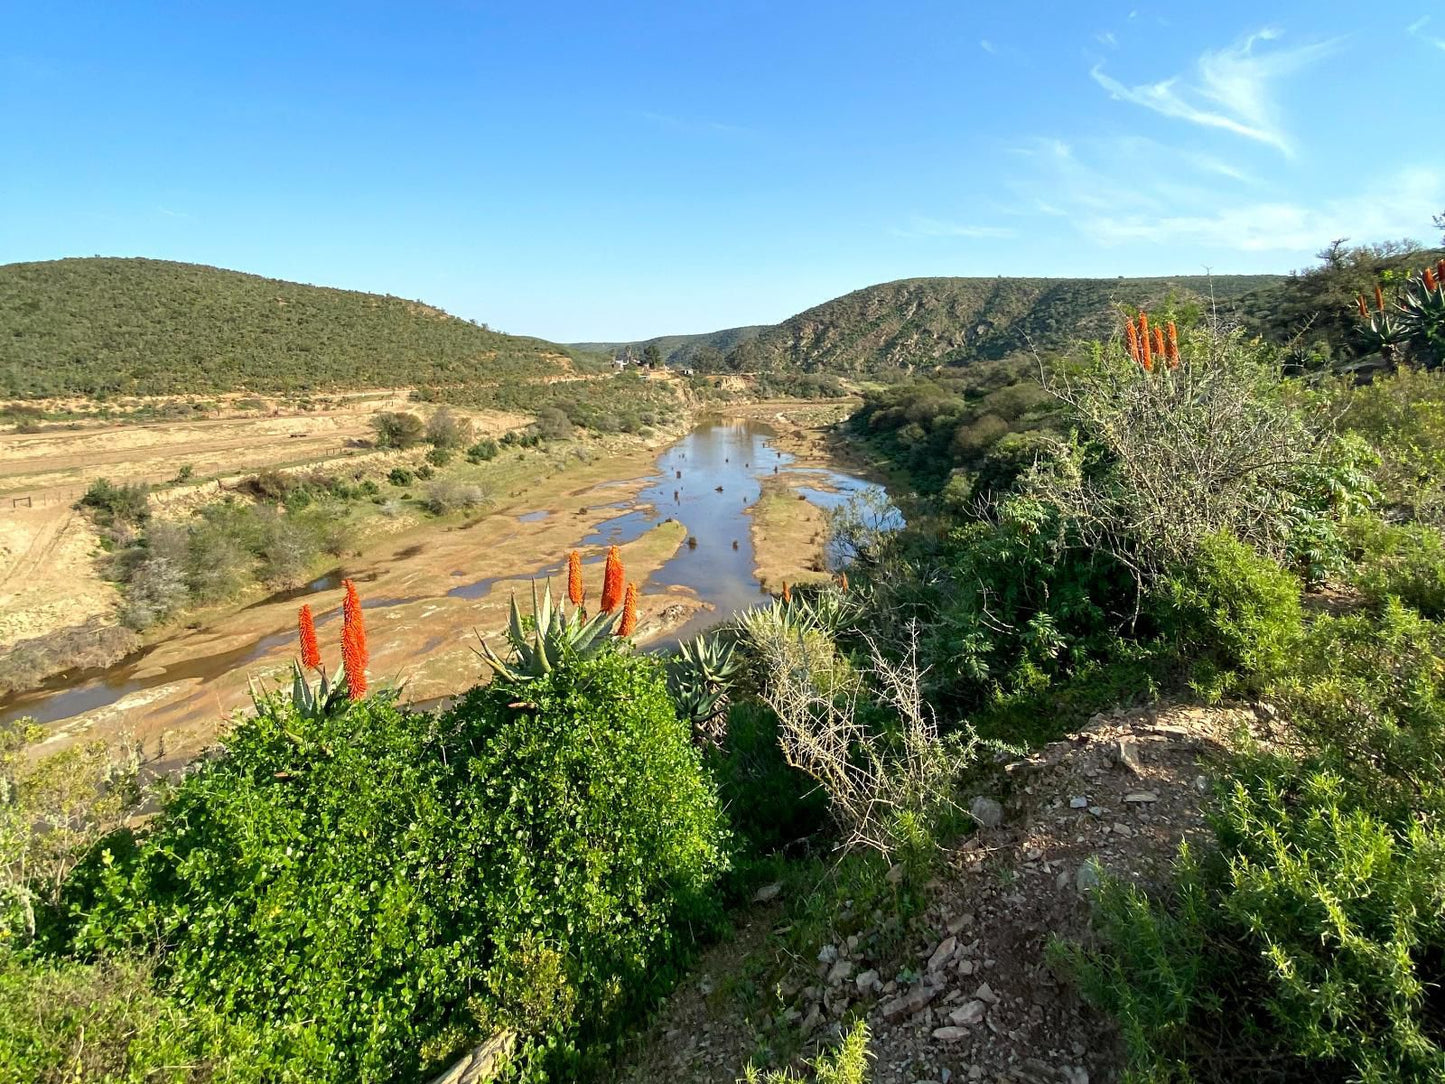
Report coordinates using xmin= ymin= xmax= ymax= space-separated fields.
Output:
xmin=465 ymin=438 xmax=499 ymax=463
xmin=1273 ymin=601 xmax=1445 ymax=817
xmin=0 ymin=953 xmax=273 ymax=1084
xmin=63 ymin=651 xmax=727 ymax=1082
xmin=387 ymin=466 xmax=415 ymax=486
xmin=424 ymin=444 xmax=453 ymax=466
xmin=370 ymin=410 xmax=425 ymax=449
xmin=1058 ymin=763 xmax=1445 ymax=1084
xmin=1150 ymin=532 xmax=1304 ymax=701
xmin=77 ymin=478 xmax=151 ymax=526
xmin=1345 ymin=516 xmax=1445 ymax=618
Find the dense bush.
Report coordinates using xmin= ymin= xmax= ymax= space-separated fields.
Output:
xmin=1058 ymin=761 xmax=1445 ymax=1083
xmin=465 ymin=437 xmax=499 ymax=463
xmin=370 ymin=410 xmax=425 ymax=449
xmin=77 ymin=478 xmax=151 ymax=526
xmin=1273 ymin=601 xmax=1445 ymax=817
xmin=61 ymin=650 xmax=727 ymax=1082
xmin=1345 ymin=515 xmax=1445 ymax=617
xmin=0 ymin=954 xmax=270 ymax=1084
xmin=1150 ymin=532 xmax=1304 ymax=701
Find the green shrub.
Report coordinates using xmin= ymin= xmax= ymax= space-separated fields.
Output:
xmin=0 ymin=953 xmax=273 ymax=1084
xmin=63 ymin=652 xmax=727 ymax=1082
xmin=1273 ymin=601 xmax=1445 ymax=817
xmin=386 ymin=466 xmax=415 ymax=486
xmin=1151 ymin=532 xmax=1304 ymax=701
xmin=465 ymin=438 xmax=499 ymax=463
xmin=1058 ymin=763 xmax=1445 ymax=1084
xmin=76 ymin=478 xmax=150 ymax=526
xmin=370 ymin=411 xmax=425 ymax=449
xmin=1345 ymin=516 xmax=1445 ymax=618
xmin=424 ymin=444 xmax=453 ymax=466
xmin=708 ymin=701 xmax=829 ymax=861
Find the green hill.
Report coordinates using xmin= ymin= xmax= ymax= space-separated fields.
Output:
xmin=713 ymin=274 xmax=1282 ymax=375
xmin=571 ymin=325 xmax=768 ymax=368
xmin=0 ymin=257 xmax=593 ymax=398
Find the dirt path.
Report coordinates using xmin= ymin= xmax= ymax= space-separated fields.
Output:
xmin=617 ymin=703 xmax=1256 ymax=1084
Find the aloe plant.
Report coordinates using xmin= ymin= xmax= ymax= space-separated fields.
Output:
xmin=475 ymin=581 xmax=618 ymax=683
xmin=668 ymin=634 xmax=742 ymax=743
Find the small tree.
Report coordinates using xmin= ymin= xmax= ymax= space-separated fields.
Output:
xmin=642 ymin=343 xmax=663 ymax=368
xmin=425 ymin=406 xmax=471 ymax=449
xmin=370 ymin=411 xmax=425 ymax=449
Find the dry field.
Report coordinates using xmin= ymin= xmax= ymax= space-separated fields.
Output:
xmin=0 ymin=391 xmax=525 ymax=647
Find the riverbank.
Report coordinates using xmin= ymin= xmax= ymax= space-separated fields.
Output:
xmin=2 ymin=399 xmax=887 ymax=771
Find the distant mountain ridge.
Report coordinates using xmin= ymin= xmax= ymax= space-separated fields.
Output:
xmin=583 ymin=273 xmax=1285 ymax=376
xmin=571 ymin=325 xmax=767 ymax=368
xmin=0 ymin=257 xmax=593 ymax=398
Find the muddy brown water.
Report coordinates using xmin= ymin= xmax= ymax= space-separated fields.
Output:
xmin=0 ymin=419 xmax=891 ymax=734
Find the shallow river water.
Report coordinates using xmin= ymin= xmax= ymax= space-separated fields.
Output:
xmin=0 ymin=418 xmax=889 ymax=738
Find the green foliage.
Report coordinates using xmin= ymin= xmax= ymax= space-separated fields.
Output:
xmin=1274 ymin=601 xmax=1445 ymax=817
xmin=465 ymin=437 xmax=499 ymax=463
xmin=706 ymin=701 xmax=829 ymax=860
xmin=370 ymin=410 xmax=425 ymax=449
xmin=0 ymin=953 xmax=274 ymax=1084
xmin=741 ymin=1020 xmax=871 ymax=1083
xmin=1058 ymin=763 xmax=1445 ymax=1084
xmin=77 ymin=478 xmax=151 ymax=526
xmin=1327 ymin=367 xmax=1445 ymax=522
xmin=1150 ymin=533 xmax=1304 ymax=701
xmin=0 ymin=257 xmax=586 ymax=397
xmin=667 ymin=634 xmax=742 ymax=738
xmin=1345 ymin=516 xmax=1445 ymax=617
xmin=1 ymin=721 xmax=140 ymax=947
xmin=387 ymin=466 xmax=415 ymax=486
xmin=62 ymin=652 xmax=728 ymax=1081
xmin=424 ymin=444 xmax=454 ymax=466
xmin=474 ymin=581 xmax=619 ymax=683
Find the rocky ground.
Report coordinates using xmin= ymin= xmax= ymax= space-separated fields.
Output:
xmin=616 ymin=702 xmax=1259 ymax=1084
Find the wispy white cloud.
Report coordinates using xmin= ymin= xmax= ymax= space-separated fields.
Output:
xmin=1078 ymin=167 xmax=1444 ymax=252
xmin=1095 ymin=31 xmax=1118 ymax=48
xmin=979 ymin=38 xmax=997 ymax=54
xmin=894 ymin=216 xmax=1015 ymax=239
xmin=1090 ymin=28 xmax=1340 ymax=155
xmin=1408 ymin=15 xmax=1445 ymax=50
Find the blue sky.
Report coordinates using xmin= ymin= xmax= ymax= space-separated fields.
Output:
xmin=2 ymin=2 xmax=1442 ymax=342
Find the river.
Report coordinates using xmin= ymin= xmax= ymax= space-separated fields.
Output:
xmin=0 ymin=417 xmax=890 ymax=759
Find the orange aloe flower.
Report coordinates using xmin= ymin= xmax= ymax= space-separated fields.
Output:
xmin=838 ymin=570 xmax=849 ymax=593
xmin=600 ymin=545 xmax=625 ymax=613
xmin=1125 ymin=320 xmax=1141 ymax=364
xmin=1375 ymin=284 xmax=1385 ymax=313
xmin=1153 ymin=326 xmax=1166 ymax=360
xmin=1138 ymin=312 xmax=1153 ymax=372
xmin=1165 ymin=322 xmax=1180 ymax=367
xmin=1356 ymin=294 xmax=1369 ymax=317
xmin=298 ymin=604 xmax=321 ymax=670
xmin=781 ymin=581 xmax=791 ymax=604
xmin=1437 ymin=258 xmax=1445 ymax=284
xmin=566 ymin=549 xmax=584 ymax=607
xmin=341 ymin=579 xmax=368 ymax=700
xmin=617 ymin=582 xmax=638 ymax=637
xmin=1426 ymin=267 xmax=1440 ymax=292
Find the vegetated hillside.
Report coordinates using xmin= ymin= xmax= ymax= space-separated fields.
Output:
xmin=1233 ymin=243 xmax=1445 ymax=364
xmin=571 ymin=324 xmax=767 ymax=368
xmin=720 ymin=274 xmax=1280 ymax=375
xmin=0 ymin=257 xmax=595 ymax=397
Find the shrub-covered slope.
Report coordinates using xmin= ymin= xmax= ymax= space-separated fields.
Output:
xmin=0 ymin=257 xmax=591 ymax=397
xmin=593 ymin=274 xmax=1280 ymax=377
